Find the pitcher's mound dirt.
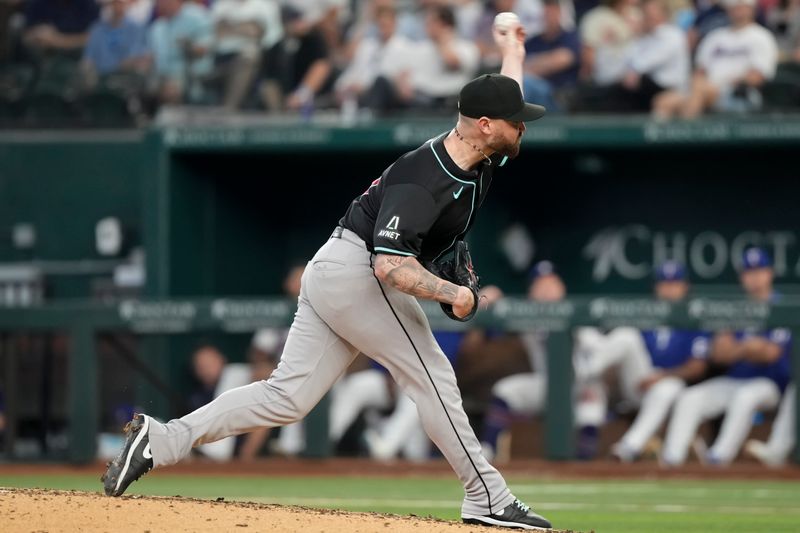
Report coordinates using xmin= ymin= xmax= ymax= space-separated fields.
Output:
xmin=0 ymin=488 xmax=581 ymax=533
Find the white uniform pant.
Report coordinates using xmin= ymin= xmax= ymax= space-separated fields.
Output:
xmin=762 ymin=383 xmax=796 ymax=460
xmin=617 ymin=376 xmax=686 ymax=454
xmin=662 ymin=376 xmax=781 ymax=465
xmin=328 ymin=368 xmax=392 ymax=443
xmin=370 ymin=393 xmax=432 ymax=461
xmin=146 ymin=229 xmax=513 ymax=516
xmin=573 ymin=327 xmax=655 ymax=426
xmin=492 ymin=373 xmax=547 ymax=416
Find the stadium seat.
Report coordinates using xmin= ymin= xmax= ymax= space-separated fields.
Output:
xmin=0 ymin=63 xmax=34 ymax=126
xmin=79 ymin=89 xmax=136 ymax=128
xmin=20 ymin=90 xmax=80 ymax=128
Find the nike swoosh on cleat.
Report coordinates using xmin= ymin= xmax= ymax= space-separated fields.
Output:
xmin=453 ymin=186 xmax=464 ymax=199
xmin=116 ymin=415 xmax=150 ymax=494
xmin=142 ymin=443 xmax=152 ymax=460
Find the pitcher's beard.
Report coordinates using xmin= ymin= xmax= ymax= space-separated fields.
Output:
xmin=489 ymin=133 xmax=523 ymax=159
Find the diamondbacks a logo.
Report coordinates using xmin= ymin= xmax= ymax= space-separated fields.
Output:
xmin=378 ymin=216 xmax=401 ymax=240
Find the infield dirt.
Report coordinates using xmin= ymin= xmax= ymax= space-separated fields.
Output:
xmin=0 ymin=487 xmax=582 ymax=533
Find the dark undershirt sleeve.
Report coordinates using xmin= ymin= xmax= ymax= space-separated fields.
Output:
xmin=373 ymin=183 xmax=440 ymax=257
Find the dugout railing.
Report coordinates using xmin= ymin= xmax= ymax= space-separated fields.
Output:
xmin=0 ymin=296 xmax=798 ymax=465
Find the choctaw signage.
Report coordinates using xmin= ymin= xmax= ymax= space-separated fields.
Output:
xmin=582 ymin=226 xmax=798 ymax=282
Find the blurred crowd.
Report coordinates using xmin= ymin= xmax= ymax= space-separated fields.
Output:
xmin=181 ymin=246 xmax=794 ymax=467
xmin=2 ymin=0 xmax=800 ymax=127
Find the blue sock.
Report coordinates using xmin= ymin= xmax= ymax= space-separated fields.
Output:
xmin=481 ymin=396 xmax=513 ymax=450
xmin=577 ymin=425 xmax=599 ymax=460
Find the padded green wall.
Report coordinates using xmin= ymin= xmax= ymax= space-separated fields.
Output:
xmin=0 ymin=133 xmax=143 ymax=298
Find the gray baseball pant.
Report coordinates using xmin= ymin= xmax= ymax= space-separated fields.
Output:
xmin=147 ymin=228 xmax=514 ymax=516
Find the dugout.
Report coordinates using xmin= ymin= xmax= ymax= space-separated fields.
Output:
xmin=1 ymin=114 xmax=799 ymax=463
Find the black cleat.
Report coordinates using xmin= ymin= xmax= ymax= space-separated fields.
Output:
xmin=462 ymin=498 xmax=552 ymax=530
xmin=101 ymin=414 xmax=154 ymax=496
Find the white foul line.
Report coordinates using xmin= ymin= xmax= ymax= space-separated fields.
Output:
xmin=242 ymin=496 xmax=800 ymax=515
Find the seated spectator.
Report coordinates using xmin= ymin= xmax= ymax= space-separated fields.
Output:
xmin=661 ymin=248 xmax=791 ymax=466
xmin=688 ymin=0 xmax=729 ymax=51
xmin=744 ymin=382 xmax=795 ymax=466
xmin=661 ymin=327 xmax=790 ymax=466
xmin=187 ymin=343 xmax=227 ymax=413
xmin=22 ymin=0 xmax=99 ymax=59
xmin=573 ymin=260 xmax=709 ymax=461
xmin=603 ymin=262 xmax=710 ymax=462
xmin=578 ymin=0 xmax=641 ymax=87
xmin=146 ymin=0 xmax=213 ymax=106
xmin=333 ymin=2 xmax=415 ymax=113
xmin=523 ymin=0 xmax=581 ymax=111
xmin=593 ymin=0 xmax=690 ymax=112
xmin=343 ymin=0 xmax=424 ymax=48
xmin=364 ymin=5 xmax=479 ymax=116
xmin=207 ymin=0 xmax=282 ymax=109
xmin=653 ymin=0 xmax=778 ymax=119
xmin=81 ymin=0 xmax=149 ymax=88
xmin=258 ymin=5 xmax=333 ymax=116
xmin=284 ymin=0 xmax=349 ymax=55
xmin=479 ymin=261 xmax=565 ymax=463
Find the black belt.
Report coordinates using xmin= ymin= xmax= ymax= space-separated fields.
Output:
xmin=330 ymin=226 xmax=344 ymax=239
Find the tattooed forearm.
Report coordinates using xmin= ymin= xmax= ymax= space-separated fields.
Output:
xmin=375 ymin=254 xmax=459 ymax=304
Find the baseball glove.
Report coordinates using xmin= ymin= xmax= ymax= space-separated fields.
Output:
xmin=428 ymin=240 xmax=480 ymax=322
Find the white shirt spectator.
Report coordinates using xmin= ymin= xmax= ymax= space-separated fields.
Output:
xmin=580 ymin=5 xmax=638 ymax=85
xmin=696 ymin=22 xmax=778 ymax=90
xmin=410 ymin=37 xmax=480 ymax=98
xmin=627 ymin=22 xmax=690 ymax=90
xmin=334 ymin=33 xmax=416 ymax=93
xmin=211 ymin=0 xmax=283 ymax=54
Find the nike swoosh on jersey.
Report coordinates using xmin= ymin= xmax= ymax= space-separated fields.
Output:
xmin=453 ymin=186 xmax=464 ymax=199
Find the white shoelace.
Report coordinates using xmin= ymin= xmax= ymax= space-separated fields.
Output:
xmin=513 ymin=499 xmax=531 ymax=514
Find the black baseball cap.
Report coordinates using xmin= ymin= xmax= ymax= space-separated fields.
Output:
xmin=458 ymin=73 xmax=546 ymax=122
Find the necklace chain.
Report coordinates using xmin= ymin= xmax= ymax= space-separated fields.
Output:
xmin=454 ymin=127 xmax=492 ymax=164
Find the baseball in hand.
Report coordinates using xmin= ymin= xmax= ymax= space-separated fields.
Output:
xmin=493 ymin=11 xmax=520 ymax=35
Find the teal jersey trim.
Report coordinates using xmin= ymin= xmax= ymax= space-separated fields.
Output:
xmin=429 ymin=138 xmax=475 ymax=186
xmin=374 ymin=247 xmax=416 ymax=257
xmin=429 ymin=141 xmax=477 ymax=261
xmin=499 ymin=155 xmax=509 ymax=167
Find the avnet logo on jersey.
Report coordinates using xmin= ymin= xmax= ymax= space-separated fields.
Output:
xmin=378 ymin=216 xmax=401 ymax=240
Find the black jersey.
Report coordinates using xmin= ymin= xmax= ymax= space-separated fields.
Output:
xmin=339 ymin=132 xmax=508 ymax=262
